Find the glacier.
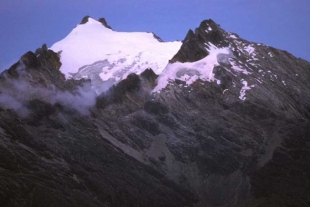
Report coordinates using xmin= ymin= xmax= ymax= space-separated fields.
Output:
xmin=50 ymin=17 xmax=181 ymax=94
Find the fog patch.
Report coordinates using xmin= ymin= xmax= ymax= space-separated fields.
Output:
xmin=0 ymin=93 xmax=29 ymax=117
xmin=53 ymin=83 xmax=96 ymax=115
xmin=0 ymin=64 xmax=97 ymax=116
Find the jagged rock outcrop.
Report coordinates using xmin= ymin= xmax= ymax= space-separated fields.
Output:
xmin=170 ymin=19 xmax=228 ymax=63
xmin=0 ymin=18 xmax=310 ymax=207
xmin=98 ymin=17 xmax=113 ymax=30
xmin=80 ymin=16 xmax=113 ymax=30
xmin=3 ymin=44 xmax=85 ymax=91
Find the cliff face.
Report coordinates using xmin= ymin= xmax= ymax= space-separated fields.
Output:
xmin=0 ymin=19 xmax=310 ymax=207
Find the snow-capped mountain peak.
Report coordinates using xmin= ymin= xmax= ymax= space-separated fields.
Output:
xmin=50 ymin=17 xmax=181 ymax=94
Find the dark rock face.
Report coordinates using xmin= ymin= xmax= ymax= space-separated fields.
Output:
xmin=0 ymin=109 xmax=196 ymax=207
xmin=152 ymin=33 xmax=164 ymax=42
xmin=1 ymin=19 xmax=310 ymax=207
xmin=170 ymin=19 xmax=228 ymax=63
xmin=250 ymin=121 xmax=310 ymax=206
xmin=80 ymin=15 xmax=91 ymax=24
xmin=98 ymin=17 xmax=113 ymax=30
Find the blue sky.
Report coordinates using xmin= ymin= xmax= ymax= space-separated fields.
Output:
xmin=0 ymin=0 xmax=309 ymax=71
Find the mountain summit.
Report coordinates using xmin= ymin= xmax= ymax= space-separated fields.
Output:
xmin=0 ymin=17 xmax=310 ymax=207
xmin=50 ymin=16 xmax=181 ymax=94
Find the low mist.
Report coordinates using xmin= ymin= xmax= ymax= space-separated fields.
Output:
xmin=0 ymin=63 xmax=97 ymax=117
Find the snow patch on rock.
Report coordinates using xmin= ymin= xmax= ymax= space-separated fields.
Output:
xmin=239 ymin=80 xmax=254 ymax=101
xmin=153 ymin=43 xmax=231 ymax=92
